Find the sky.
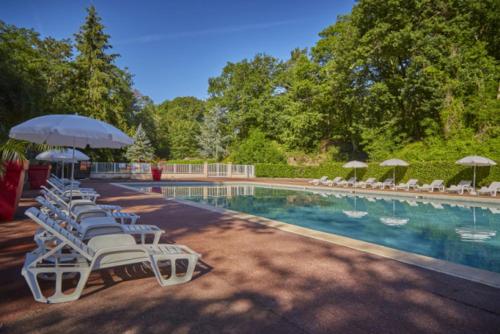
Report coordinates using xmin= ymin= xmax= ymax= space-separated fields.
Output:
xmin=0 ymin=0 xmax=355 ymax=103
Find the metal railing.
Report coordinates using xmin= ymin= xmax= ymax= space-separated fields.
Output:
xmin=90 ymin=162 xmax=255 ymax=178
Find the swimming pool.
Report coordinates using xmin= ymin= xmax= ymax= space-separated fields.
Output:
xmin=126 ymin=182 xmax=500 ymax=274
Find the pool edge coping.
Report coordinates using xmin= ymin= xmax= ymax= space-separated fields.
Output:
xmin=112 ymin=181 xmax=500 ymax=289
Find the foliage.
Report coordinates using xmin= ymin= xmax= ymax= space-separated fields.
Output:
xmin=157 ymin=97 xmax=205 ymax=159
xmin=228 ymin=129 xmax=286 ymax=164
xmin=256 ymin=161 xmax=500 ymax=187
xmin=125 ymin=124 xmax=155 ymax=162
xmin=197 ymin=106 xmax=231 ymax=161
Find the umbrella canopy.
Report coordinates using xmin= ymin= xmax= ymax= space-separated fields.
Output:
xmin=343 ymin=160 xmax=368 ymax=169
xmin=456 ymin=156 xmax=496 ymax=193
xmin=36 ymin=148 xmax=89 ymax=162
xmin=10 ymin=114 xmax=133 ymax=201
xmin=9 ymin=114 xmax=133 ymax=148
xmin=456 ymin=156 xmax=497 ymax=167
xmin=343 ymin=161 xmax=368 ymax=189
xmin=379 ymin=159 xmax=409 ymax=167
xmin=380 ymin=159 xmax=409 ymax=184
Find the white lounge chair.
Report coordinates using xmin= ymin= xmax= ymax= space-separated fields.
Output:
xmin=50 ymin=174 xmax=80 ymax=187
xmin=418 ymin=180 xmax=445 ymax=192
xmin=41 ymin=187 xmax=138 ymax=224
xmin=373 ymin=178 xmax=394 ymax=189
xmin=395 ymin=179 xmax=418 ymax=191
xmin=36 ymin=196 xmax=163 ymax=244
xmin=356 ymin=178 xmax=376 ymax=188
xmin=23 ymin=207 xmax=200 ymax=303
xmin=46 ymin=179 xmax=98 ymax=201
xmin=326 ymin=176 xmax=343 ymax=187
xmin=447 ymin=180 xmax=472 ymax=195
xmin=338 ymin=177 xmax=357 ymax=187
xmin=478 ymin=182 xmax=500 ymax=197
xmin=309 ymin=176 xmax=329 ymax=186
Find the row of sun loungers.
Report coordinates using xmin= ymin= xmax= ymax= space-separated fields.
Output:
xmin=22 ymin=174 xmax=200 ymax=304
xmin=308 ymin=176 xmax=499 ymax=196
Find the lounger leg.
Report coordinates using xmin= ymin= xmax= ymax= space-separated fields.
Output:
xmin=149 ymin=254 xmax=198 ymax=287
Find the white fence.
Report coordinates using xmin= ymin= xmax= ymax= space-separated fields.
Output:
xmin=90 ymin=162 xmax=255 ymax=179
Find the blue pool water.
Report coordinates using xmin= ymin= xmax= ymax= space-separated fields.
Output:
xmin=127 ymin=182 xmax=500 ymax=273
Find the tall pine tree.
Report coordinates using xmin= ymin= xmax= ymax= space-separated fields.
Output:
xmin=73 ymin=6 xmax=133 ymax=131
xmin=126 ymin=124 xmax=155 ymax=162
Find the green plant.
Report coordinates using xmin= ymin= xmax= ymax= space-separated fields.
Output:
xmin=228 ymin=129 xmax=286 ymax=164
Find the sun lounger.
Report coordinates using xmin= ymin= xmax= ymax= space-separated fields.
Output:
xmin=50 ymin=174 xmax=80 ymax=187
xmin=23 ymin=207 xmax=200 ymax=303
xmin=478 ymin=182 xmax=500 ymax=197
xmin=42 ymin=187 xmax=138 ymax=224
xmin=418 ymin=180 xmax=445 ymax=192
xmin=326 ymin=176 xmax=343 ymax=187
xmin=309 ymin=176 xmax=328 ymax=185
xmin=373 ymin=178 xmax=394 ymax=189
xmin=395 ymin=179 xmax=418 ymax=191
xmin=447 ymin=180 xmax=473 ymax=195
xmin=356 ymin=178 xmax=376 ymax=188
xmin=338 ymin=177 xmax=356 ymax=187
xmin=46 ymin=179 xmax=98 ymax=201
xmin=36 ymin=196 xmax=162 ymax=244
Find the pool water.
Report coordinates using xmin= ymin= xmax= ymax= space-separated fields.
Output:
xmin=129 ymin=182 xmax=500 ymax=273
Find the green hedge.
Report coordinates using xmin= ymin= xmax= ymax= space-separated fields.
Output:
xmin=255 ymin=162 xmax=500 ymax=187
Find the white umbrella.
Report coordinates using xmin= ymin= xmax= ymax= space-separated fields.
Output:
xmin=456 ymin=156 xmax=496 ymax=194
xmin=342 ymin=160 xmax=368 ymax=188
xmin=380 ymin=159 xmax=409 ymax=184
xmin=10 ymin=114 xmax=133 ymax=199
xmin=36 ymin=148 xmax=90 ymax=179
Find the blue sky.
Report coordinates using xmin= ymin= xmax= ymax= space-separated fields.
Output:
xmin=1 ymin=0 xmax=355 ymax=103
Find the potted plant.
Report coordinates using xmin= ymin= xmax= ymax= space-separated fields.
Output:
xmin=27 ymin=161 xmax=51 ymax=189
xmin=151 ymin=160 xmax=163 ymax=181
xmin=0 ymin=140 xmax=49 ymax=221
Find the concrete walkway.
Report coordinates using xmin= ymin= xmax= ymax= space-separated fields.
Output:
xmin=1 ymin=180 xmax=500 ymax=333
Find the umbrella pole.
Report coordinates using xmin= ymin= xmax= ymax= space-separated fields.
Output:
xmin=354 ymin=168 xmax=357 ymax=190
xmin=473 ymin=165 xmax=476 ymax=194
xmin=61 ymin=161 xmax=64 ymax=179
xmin=70 ymin=143 xmax=75 ymax=205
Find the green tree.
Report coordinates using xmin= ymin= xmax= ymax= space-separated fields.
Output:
xmin=73 ymin=6 xmax=134 ymax=131
xmin=157 ymin=97 xmax=205 ymax=159
xmin=197 ymin=106 xmax=231 ymax=161
xmin=229 ymin=129 xmax=286 ymax=164
xmin=125 ymin=124 xmax=155 ymax=162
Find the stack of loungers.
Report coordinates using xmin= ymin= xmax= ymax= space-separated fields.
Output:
xmin=22 ymin=175 xmax=200 ymax=304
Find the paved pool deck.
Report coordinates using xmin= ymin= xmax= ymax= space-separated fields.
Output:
xmin=1 ymin=179 xmax=500 ymax=333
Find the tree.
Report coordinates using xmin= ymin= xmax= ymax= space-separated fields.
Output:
xmin=229 ymin=129 xmax=286 ymax=164
xmin=197 ymin=106 xmax=231 ymax=161
xmin=125 ymin=124 xmax=155 ymax=162
xmin=73 ymin=6 xmax=134 ymax=131
xmin=157 ymin=97 xmax=205 ymax=159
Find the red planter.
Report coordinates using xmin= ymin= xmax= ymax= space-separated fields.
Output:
xmin=0 ymin=161 xmax=29 ymax=221
xmin=28 ymin=164 xmax=51 ymax=189
xmin=151 ymin=167 xmax=163 ymax=181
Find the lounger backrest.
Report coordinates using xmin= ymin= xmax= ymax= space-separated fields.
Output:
xmin=332 ymin=176 xmax=341 ymax=182
xmin=458 ymin=180 xmax=472 ymax=186
xmin=384 ymin=178 xmax=393 ymax=184
xmin=41 ymin=186 xmax=68 ymax=207
xmin=408 ymin=179 xmax=418 ymax=185
xmin=320 ymin=176 xmax=328 ymax=181
xmin=489 ymin=182 xmax=500 ymax=189
xmin=348 ymin=177 xmax=356 ymax=182
xmin=366 ymin=178 xmax=376 ymax=183
xmin=430 ymin=180 xmax=443 ymax=186
xmin=36 ymin=196 xmax=79 ymax=230
xmin=25 ymin=207 xmax=94 ymax=260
